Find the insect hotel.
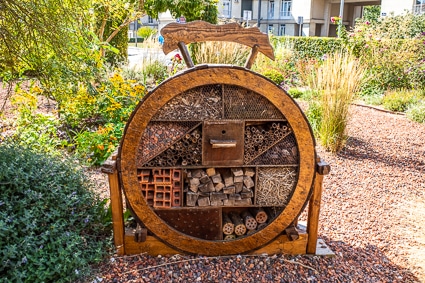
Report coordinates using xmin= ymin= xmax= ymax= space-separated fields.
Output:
xmin=102 ymin=21 xmax=330 ymax=256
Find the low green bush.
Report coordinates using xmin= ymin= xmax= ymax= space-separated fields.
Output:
xmin=406 ymin=102 xmax=425 ymax=123
xmin=261 ymin=68 xmax=285 ymax=85
xmin=287 ymin=88 xmax=305 ymax=99
xmin=381 ymin=90 xmax=421 ymax=112
xmin=0 ymin=144 xmax=110 ymax=282
xmin=273 ymin=36 xmax=343 ymax=59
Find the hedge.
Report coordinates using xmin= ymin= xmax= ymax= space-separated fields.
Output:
xmin=273 ymin=36 xmax=344 ymax=59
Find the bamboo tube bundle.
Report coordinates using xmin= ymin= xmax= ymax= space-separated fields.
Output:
xmin=229 ymin=212 xmax=246 ymax=236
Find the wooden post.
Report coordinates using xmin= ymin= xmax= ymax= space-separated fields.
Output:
xmin=244 ymin=44 xmax=259 ymax=69
xmin=177 ymin=41 xmax=194 ymax=68
xmin=306 ymin=158 xmax=330 ymax=254
xmin=102 ymin=154 xmax=125 ymax=255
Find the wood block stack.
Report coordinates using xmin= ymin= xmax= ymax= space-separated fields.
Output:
xmin=185 ymin=168 xmax=255 ymax=207
xmin=137 ymin=169 xmax=182 ymax=208
xmin=222 ymin=208 xmax=269 ymax=238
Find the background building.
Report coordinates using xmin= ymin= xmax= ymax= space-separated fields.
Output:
xmin=217 ymin=0 xmax=423 ymax=37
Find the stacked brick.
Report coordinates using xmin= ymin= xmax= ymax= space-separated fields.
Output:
xmin=137 ymin=169 xmax=182 ymax=208
xmin=185 ymin=168 xmax=255 ymax=207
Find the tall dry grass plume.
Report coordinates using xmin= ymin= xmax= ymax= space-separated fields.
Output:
xmin=191 ymin=41 xmax=250 ymax=66
xmin=309 ymin=52 xmax=365 ymax=152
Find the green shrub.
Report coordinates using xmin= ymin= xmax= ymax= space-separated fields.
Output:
xmin=406 ymin=102 xmax=425 ymax=123
xmin=381 ymin=90 xmax=420 ymax=112
xmin=137 ymin=27 xmax=157 ymax=39
xmin=142 ymin=60 xmax=168 ymax=85
xmin=0 ymin=144 xmax=110 ymax=282
xmin=306 ymin=100 xmax=323 ymax=135
xmin=262 ymin=69 xmax=285 ymax=85
xmin=273 ymin=36 xmax=343 ymax=59
xmin=287 ymin=88 xmax=305 ymax=99
xmin=346 ymin=14 xmax=425 ymax=96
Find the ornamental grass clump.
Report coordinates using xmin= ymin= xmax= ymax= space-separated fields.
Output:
xmin=191 ymin=41 xmax=250 ymax=66
xmin=309 ymin=52 xmax=365 ymax=153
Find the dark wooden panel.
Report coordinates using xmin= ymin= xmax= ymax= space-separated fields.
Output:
xmin=202 ymin=120 xmax=244 ymax=166
xmin=155 ymin=208 xmax=222 ymax=240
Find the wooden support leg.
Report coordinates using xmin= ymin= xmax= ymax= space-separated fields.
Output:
xmin=102 ymin=157 xmax=125 ymax=255
xmin=306 ymin=158 xmax=330 ymax=254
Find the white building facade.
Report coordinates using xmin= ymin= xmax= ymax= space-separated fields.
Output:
xmin=217 ymin=0 xmax=422 ymax=37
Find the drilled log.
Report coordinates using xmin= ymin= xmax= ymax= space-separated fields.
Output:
xmin=224 ymin=234 xmax=236 ymax=241
xmin=250 ymin=207 xmax=268 ymax=224
xmin=222 ymin=213 xmax=235 ymax=235
xmin=229 ymin=212 xmax=246 ymax=236
xmin=241 ymin=211 xmax=257 ymax=230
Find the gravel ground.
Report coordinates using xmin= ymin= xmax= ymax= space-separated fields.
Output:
xmin=2 ymin=87 xmax=423 ymax=282
xmin=93 ymin=105 xmax=425 ymax=283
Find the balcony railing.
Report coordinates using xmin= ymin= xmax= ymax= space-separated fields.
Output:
xmin=280 ymin=11 xmax=292 ymax=18
xmin=413 ymin=4 xmax=425 ymax=15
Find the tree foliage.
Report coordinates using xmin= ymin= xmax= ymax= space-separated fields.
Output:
xmin=362 ymin=5 xmax=381 ymax=24
xmin=0 ymin=0 xmax=96 ymax=81
xmin=144 ymin=0 xmax=218 ymax=23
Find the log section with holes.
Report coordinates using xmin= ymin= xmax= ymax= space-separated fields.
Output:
xmin=103 ymin=21 xmax=329 ymax=257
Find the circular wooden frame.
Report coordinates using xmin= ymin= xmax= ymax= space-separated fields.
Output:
xmin=119 ymin=66 xmax=316 ymax=255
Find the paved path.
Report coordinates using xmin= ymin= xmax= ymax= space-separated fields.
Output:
xmin=128 ymin=47 xmax=178 ymax=68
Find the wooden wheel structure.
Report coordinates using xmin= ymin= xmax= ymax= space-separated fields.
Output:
xmin=103 ymin=21 xmax=330 ymax=256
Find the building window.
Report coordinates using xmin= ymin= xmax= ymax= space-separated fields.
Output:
xmin=268 ymin=24 xmax=274 ymax=34
xmin=280 ymin=0 xmax=292 ymax=18
xmin=414 ymin=0 xmax=425 ymax=14
xmin=279 ymin=24 xmax=286 ymax=36
xmin=222 ymin=0 xmax=231 ymax=18
xmin=148 ymin=16 xmax=154 ymax=24
xmin=269 ymin=1 xmax=275 ymax=19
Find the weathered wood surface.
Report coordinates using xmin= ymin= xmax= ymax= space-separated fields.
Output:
xmin=249 ymin=234 xmax=307 ymax=256
xmin=104 ymin=160 xmax=125 ymax=255
xmin=155 ymin=208 xmax=222 ymax=240
xmin=306 ymin=158 xmax=329 ymax=254
xmin=124 ymin=233 xmax=308 ymax=256
xmin=161 ymin=21 xmax=275 ymax=60
xmin=202 ymin=121 xmax=244 ymax=166
xmin=119 ymin=66 xmax=316 ymax=255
